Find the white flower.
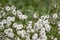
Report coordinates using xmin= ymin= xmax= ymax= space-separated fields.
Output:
xmin=40 ymin=35 xmax=47 ymax=40
xmin=57 ymin=22 xmax=60 ymax=27
xmin=11 ymin=5 xmax=16 ymax=10
xmin=2 ymin=19 xmax=6 ymax=24
xmin=4 ymin=28 xmax=13 ymax=34
xmin=29 ymin=21 xmax=32 ymax=24
xmin=38 ymin=19 xmax=42 ymax=24
xmin=30 ymin=29 xmax=35 ymax=33
xmin=50 ymin=35 xmax=54 ymax=39
xmin=53 ymin=38 xmax=57 ymax=40
xmin=44 ymin=24 xmax=51 ymax=32
xmin=13 ymin=23 xmax=17 ymax=28
xmin=6 ymin=20 xmax=11 ymax=26
xmin=26 ymin=37 xmax=30 ymax=40
xmin=58 ymin=31 xmax=60 ymax=35
xmin=40 ymin=31 xmax=46 ymax=36
xmin=32 ymin=33 xmax=38 ymax=40
xmin=19 ymin=15 xmax=27 ymax=20
xmin=41 ymin=15 xmax=45 ymax=20
xmin=7 ymin=16 xmax=12 ymax=21
xmin=58 ymin=27 xmax=60 ymax=31
xmin=53 ymin=13 xmax=58 ymax=19
xmin=17 ymin=31 xmax=22 ymax=36
xmin=16 ymin=24 xmax=23 ymax=30
xmin=16 ymin=37 xmax=21 ymax=40
xmin=12 ymin=10 xmax=17 ymax=15
xmin=4 ymin=28 xmax=14 ymax=38
xmin=45 ymin=15 xmax=50 ymax=19
xmin=40 ymin=27 xmax=45 ymax=32
xmin=43 ymin=19 xmax=50 ymax=25
xmin=5 ymin=6 xmax=11 ymax=11
xmin=17 ymin=10 xmax=22 ymax=16
xmin=7 ymin=33 xmax=14 ymax=38
xmin=11 ymin=17 xmax=15 ymax=21
xmin=27 ymin=24 xmax=32 ymax=29
xmin=26 ymin=29 xmax=30 ymax=33
xmin=33 ymin=13 xmax=38 ymax=18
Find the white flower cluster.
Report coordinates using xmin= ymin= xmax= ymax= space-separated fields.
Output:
xmin=4 ymin=28 xmax=14 ymax=38
xmin=0 ymin=5 xmax=59 ymax=40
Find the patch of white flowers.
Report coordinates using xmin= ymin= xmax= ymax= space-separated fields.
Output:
xmin=0 ymin=5 xmax=59 ymax=40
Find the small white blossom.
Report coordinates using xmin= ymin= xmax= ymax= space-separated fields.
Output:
xmin=2 ymin=19 xmax=6 ymax=24
xmin=12 ymin=10 xmax=17 ymax=15
xmin=53 ymin=38 xmax=57 ymax=40
xmin=4 ymin=28 xmax=14 ymax=38
xmin=17 ymin=10 xmax=22 ymax=16
xmin=32 ymin=33 xmax=38 ymax=40
xmin=58 ymin=31 xmax=60 ymax=35
xmin=13 ymin=23 xmax=18 ymax=28
xmin=30 ymin=29 xmax=35 ymax=33
xmin=44 ymin=24 xmax=51 ymax=32
xmin=11 ymin=17 xmax=15 ymax=21
xmin=11 ymin=5 xmax=16 ymax=10
xmin=53 ymin=13 xmax=58 ymax=19
xmin=33 ymin=13 xmax=38 ymax=18
xmin=16 ymin=37 xmax=21 ymax=40
xmin=16 ymin=24 xmax=23 ymax=30
xmin=5 ymin=6 xmax=11 ymax=11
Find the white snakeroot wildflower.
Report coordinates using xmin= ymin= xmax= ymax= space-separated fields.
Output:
xmin=33 ymin=13 xmax=38 ymax=18
xmin=16 ymin=24 xmax=23 ymax=30
xmin=43 ymin=19 xmax=50 ymax=25
xmin=16 ymin=37 xmax=21 ymax=40
xmin=17 ymin=30 xmax=26 ymax=38
xmin=29 ymin=21 xmax=32 ymax=24
xmin=7 ymin=33 xmax=14 ymax=38
xmin=4 ymin=28 xmax=13 ymax=34
xmin=40 ymin=35 xmax=47 ymax=40
xmin=11 ymin=5 xmax=16 ymax=10
xmin=40 ymin=31 xmax=46 ymax=36
xmin=44 ymin=24 xmax=51 ymax=32
xmin=17 ymin=31 xmax=21 ymax=36
xmin=45 ymin=15 xmax=50 ymax=19
xmin=2 ymin=19 xmax=6 ymax=24
xmin=13 ymin=23 xmax=17 ymax=28
xmin=38 ymin=19 xmax=42 ymax=24
xmin=12 ymin=10 xmax=17 ymax=15
xmin=27 ymin=24 xmax=32 ymax=29
xmin=17 ymin=10 xmax=22 ymax=16
xmin=40 ymin=27 xmax=45 ymax=32
xmin=32 ymin=33 xmax=38 ymax=40
xmin=26 ymin=37 xmax=30 ymax=40
xmin=6 ymin=19 xmax=11 ymax=26
xmin=7 ymin=16 xmax=12 ymax=21
xmin=19 ymin=15 xmax=27 ymax=20
xmin=4 ymin=28 xmax=14 ymax=38
xmin=57 ymin=21 xmax=60 ymax=27
xmin=30 ymin=29 xmax=35 ymax=33
xmin=11 ymin=17 xmax=15 ymax=21
xmin=53 ymin=38 xmax=57 ymax=40
xmin=5 ymin=6 xmax=11 ymax=11
xmin=53 ymin=13 xmax=58 ymax=19
xmin=58 ymin=31 xmax=60 ymax=35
